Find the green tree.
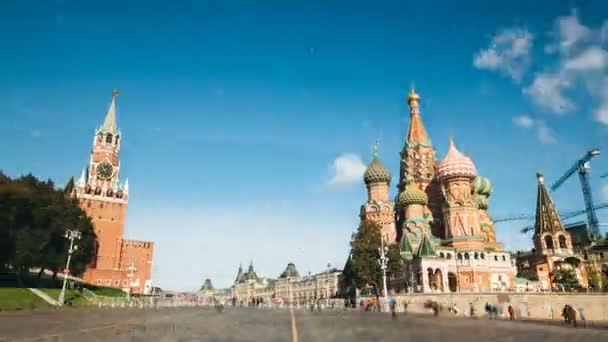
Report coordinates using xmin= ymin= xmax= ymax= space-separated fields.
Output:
xmin=0 ymin=172 xmax=97 ymax=280
xmin=552 ymin=267 xmax=581 ymax=291
xmin=349 ymin=220 xmax=382 ymax=291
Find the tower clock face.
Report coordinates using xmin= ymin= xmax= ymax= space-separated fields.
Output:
xmin=96 ymin=162 xmax=114 ymax=180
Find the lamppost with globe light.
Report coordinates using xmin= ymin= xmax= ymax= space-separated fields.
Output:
xmin=58 ymin=229 xmax=81 ymax=306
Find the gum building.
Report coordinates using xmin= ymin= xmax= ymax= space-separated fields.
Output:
xmin=360 ymin=89 xmax=516 ymax=293
xmin=69 ymin=90 xmax=154 ymax=294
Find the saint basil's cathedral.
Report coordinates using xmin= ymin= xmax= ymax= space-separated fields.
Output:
xmin=360 ymin=89 xmax=516 ymax=293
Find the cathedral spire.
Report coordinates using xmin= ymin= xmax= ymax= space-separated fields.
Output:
xmin=405 ymin=88 xmax=431 ymax=147
xmin=534 ymin=171 xmax=564 ymax=235
xmin=101 ymin=89 xmax=119 ymax=135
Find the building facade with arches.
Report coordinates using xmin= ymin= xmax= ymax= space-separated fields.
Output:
xmin=360 ymin=89 xmax=516 ymax=293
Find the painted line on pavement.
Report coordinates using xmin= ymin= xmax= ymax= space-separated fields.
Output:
xmin=290 ymin=306 xmax=299 ymax=342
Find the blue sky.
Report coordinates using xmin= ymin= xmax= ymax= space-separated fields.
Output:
xmin=1 ymin=0 xmax=608 ymax=291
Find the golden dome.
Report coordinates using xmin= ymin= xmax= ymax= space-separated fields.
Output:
xmin=407 ymin=88 xmax=421 ymax=104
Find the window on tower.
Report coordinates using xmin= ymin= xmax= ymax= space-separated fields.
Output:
xmin=106 ymin=134 xmax=113 ymax=143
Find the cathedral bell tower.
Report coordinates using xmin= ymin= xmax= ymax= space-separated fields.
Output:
xmin=397 ymin=89 xmax=443 ymax=238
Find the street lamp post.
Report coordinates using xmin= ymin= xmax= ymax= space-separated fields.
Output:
xmin=378 ymin=238 xmax=389 ymax=312
xmin=58 ymin=229 xmax=81 ymax=306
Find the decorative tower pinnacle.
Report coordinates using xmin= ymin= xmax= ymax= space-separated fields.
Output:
xmin=405 ymin=88 xmax=431 ymax=147
xmin=100 ymin=89 xmax=119 ymax=135
xmin=533 ymin=170 xmax=573 ymax=254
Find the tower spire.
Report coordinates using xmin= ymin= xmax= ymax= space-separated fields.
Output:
xmin=534 ymin=170 xmax=564 ymax=235
xmin=405 ymin=88 xmax=431 ymax=147
xmin=101 ymin=89 xmax=119 ymax=134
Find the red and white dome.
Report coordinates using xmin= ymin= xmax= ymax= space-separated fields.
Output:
xmin=437 ymin=137 xmax=477 ymax=181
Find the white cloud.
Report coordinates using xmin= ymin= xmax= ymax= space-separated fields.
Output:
xmin=474 ymin=28 xmax=533 ymax=81
xmin=554 ymin=11 xmax=592 ymax=54
xmin=328 ymin=154 xmax=366 ymax=187
xmin=596 ymin=104 xmax=608 ymax=125
xmin=512 ymin=115 xmax=557 ymax=144
xmin=535 ymin=121 xmax=557 ymax=144
xmin=523 ymin=72 xmax=574 ymax=114
xmin=512 ymin=115 xmax=534 ymax=128
xmin=564 ymin=46 xmax=608 ymax=71
xmin=530 ymin=11 xmax=608 ymax=126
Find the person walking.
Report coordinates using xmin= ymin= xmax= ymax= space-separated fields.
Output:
xmin=569 ymin=305 xmax=578 ymax=327
xmin=562 ymin=305 xmax=570 ymax=324
xmin=507 ymin=304 xmax=514 ymax=321
xmin=390 ymin=297 xmax=397 ymax=320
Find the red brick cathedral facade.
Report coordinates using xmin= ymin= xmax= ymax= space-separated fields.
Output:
xmin=70 ymin=90 xmax=154 ymax=294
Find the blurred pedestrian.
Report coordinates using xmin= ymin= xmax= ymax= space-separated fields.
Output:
xmin=507 ymin=304 xmax=514 ymax=321
xmin=579 ymin=307 xmax=586 ymax=328
xmin=562 ymin=305 xmax=569 ymax=324
xmin=390 ymin=297 xmax=397 ymax=320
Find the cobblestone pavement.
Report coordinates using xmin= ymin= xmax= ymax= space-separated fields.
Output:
xmin=1 ymin=307 xmax=607 ymax=341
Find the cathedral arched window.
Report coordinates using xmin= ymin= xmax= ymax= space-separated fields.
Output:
xmin=544 ymin=235 xmax=554 ymax=249
xmin=117 ymin=191 xmax=123 ymax=199
xmin=106 ymin=134 xmax=113 ymax=143
xmin=474 ymin=252 xmax=479 ymax=260
xmin=494 ymin=255 xmax=498 ymax=261
xmin=457 ymin=253 xmax=462 ymax=260
xmin=106 ymin=189 xmax=113 ymax=197
xmin=464 ymin=253 xmax=470 ymax=260
xmin=439 ymin=252 xmax=445 ymax=258
xmin=85 ymin=185 xmax=92 ymax=194
xmin=502 ymin=255 xmax=506 ymax=261
xmin=115 ymin=135 xmax=120 ymax=145
xmin=558 ymin=235 xmax=567 ymax=249
xmin=446 ymin=253 xmax=452 ymax=259
xmin=480 ymin=253 xmax=485 ymax=260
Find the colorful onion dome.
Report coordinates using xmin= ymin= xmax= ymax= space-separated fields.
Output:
xmin=364 ymin=158 xmax=392 ymax=184
xmin=473 ymin=176 xmax=493 ymax=196
xmin=398 ymin=183 xmax=428 ymax=207
xmin=437 ymin=136 xmax=477 ymax=181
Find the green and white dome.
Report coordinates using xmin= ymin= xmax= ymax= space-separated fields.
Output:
xmin=473 ymin=176 xmax=492 ymax=196
xmin=364 ymin=158 xmax=392 ymax=185
xmin=398 ymin=183 xmax=428 ymax=206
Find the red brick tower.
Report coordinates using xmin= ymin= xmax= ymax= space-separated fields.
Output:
xmin=75 ymin=90 xmax=154 ymax=294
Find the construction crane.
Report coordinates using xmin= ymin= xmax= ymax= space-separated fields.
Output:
xmin=550 ymin=148 xmax=601 ymax=240
xmin=517 ymin=201 xmax=608 ymax=233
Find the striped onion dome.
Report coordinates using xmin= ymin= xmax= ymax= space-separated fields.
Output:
xmin=473 ymin=176 xmax=493 ymax=195
xmin=364 ymin=158 xmax=392 ymax=185
xmin=437 ymin=137 xmax=477 ymax=181
xmin=398 ymin=183 xmax=428 ymax=207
